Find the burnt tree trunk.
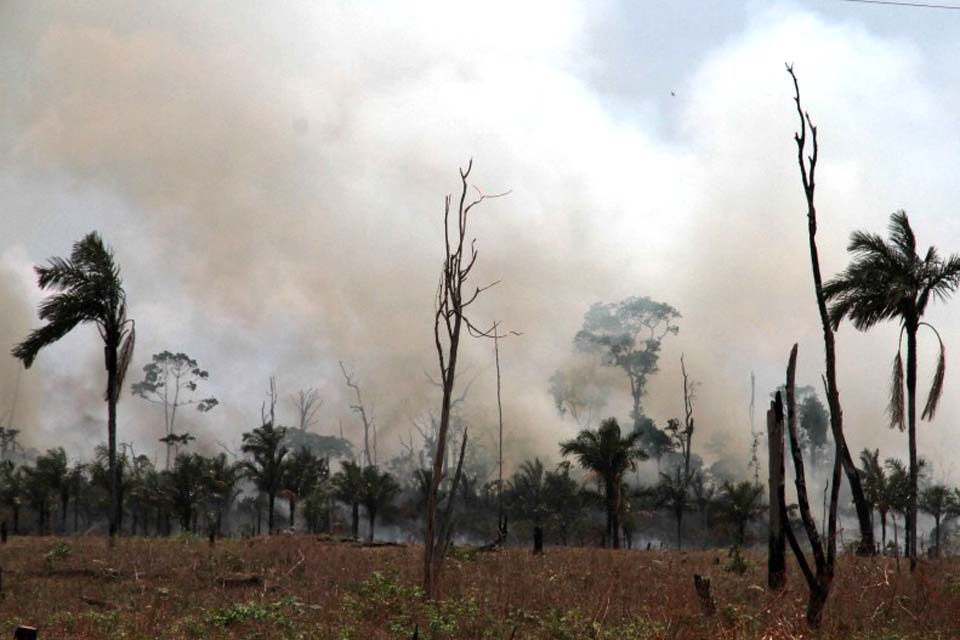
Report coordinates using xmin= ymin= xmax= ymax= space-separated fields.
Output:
xmin=767 ymin=399 xmax=786 ymax=590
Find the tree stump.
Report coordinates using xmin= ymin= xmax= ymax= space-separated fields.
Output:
xmin=533 ymin=527 xmax=543 ymax=555
xmin=693 ymin=574 xmax=716 ymax=616
xmin=14 ymin=627 xmax=38 ymax=640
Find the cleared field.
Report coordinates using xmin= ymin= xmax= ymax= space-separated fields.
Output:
xmin=0 ymin=536 xmax=953 ymax=639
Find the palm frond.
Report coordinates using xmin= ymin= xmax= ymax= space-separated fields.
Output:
xmin=12 ymin=316 xmax=83 ymax=368
xmin=888 ymin=350 xmax=905 ymax=431
xmin=116 ymin=323 xmax=137 ymax=399
xmin=887 ymin=210 xmax=916 ymax=260
xmin=921 ymin=332 xmax=946 ymax=421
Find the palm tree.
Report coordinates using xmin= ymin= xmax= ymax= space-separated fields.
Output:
xmin=36 ymin=447 xmax=69 ymax=533
xmin=12 ymin=232 xmax=135 ymax=543
xmin=241 ymin=422 xmax=289 ymax=535
xmin=281 ymin=447 xmax=326 ymax=529
xmin=359 ymin=465 xmax=400 ymax=542
xmin=560 ymin=417 xmax=646 ymax=548
xmin=332 ymin=460 xmax=363 ymax=539
xmin=885 ymin=457 xmax=927 ymax=559
xmin=718 ymin=481 xmax=765 ymax=546
xmin=203 ymin=453 xmax=242 ymax=537
xmin=860 ymin=448 xmax=892 ymax=553
xmin=824 ymin=211 xmax=960 ymax=569
xmin=920 ymin=484 xmax=957 ymax=557
xmin=657 ymin=465 xmax=692 ymax=550
xmin=163 ymin=453 xmax=206 ymax=533
xmin=507 ymin=458 xmax=547 ymax=527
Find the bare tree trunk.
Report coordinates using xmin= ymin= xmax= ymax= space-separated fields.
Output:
xmin=106 ymin=341 xmax=119 ymax=546
xmin=423 ymin=160 xmax=504 ymax=598
xmin=767 ymin=399 xmax=786 ymax=590
xmin=787 ymin=64 xmax=875 ymax=555
xmin=906 ymin=321 xmax=919 ymax=570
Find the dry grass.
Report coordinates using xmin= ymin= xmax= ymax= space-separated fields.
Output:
xmin=0 ymin=536 xmax=956 ymax=639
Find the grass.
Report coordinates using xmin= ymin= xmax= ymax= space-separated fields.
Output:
xmin=0 ymin=535 xmax=955 ymax=638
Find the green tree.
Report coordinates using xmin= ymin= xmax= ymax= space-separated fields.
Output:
xmin=162 ymin=453 xmax=205 ymax=532
xmin=825 ymin=211 xmax=960 ymax=569
xmin=241 ymin=422 xmax=289 ymax=535
xmin=920 ymin=483 xmax=957 ymax=556
xmin=358 ymin=465 xmax=400 ymax=542
xmin=12 ymin=232 xmax=135 ymax=543
xmin=657 ymin=465 xmax=692 ymax=550
xmin=35 ymin=447 xmax=69 ymax=533
xmin=575 ymin=297 xmax=680 ymax=429
xmin=543 ymin=461 xmax=584 ymax=546
xmin=0 ymin=461 xmax=24 ymax=534
xmin=203 ymin=453 xmax=242 ymax=537
xmin=332 ymin=460 xmax=363 ymax=539
xmin=507 ymin=458 xmax=547 ymax=527
xmin=859 ymin=448 xmax=892 ymax=553
xmin=560 ymin=417 xmax=646 ymax=548
xmin=281 ymin=447 xmax=327 ymax=529
xmin=885 ymin=457 xmax=927 ymax=557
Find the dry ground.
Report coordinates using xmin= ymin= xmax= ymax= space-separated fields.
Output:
xmin=0 ymin=535 xmax=955 ymax=639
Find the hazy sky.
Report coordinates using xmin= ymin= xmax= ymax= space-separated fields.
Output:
xmin=2 ymin=1 xmax=960 ymax=480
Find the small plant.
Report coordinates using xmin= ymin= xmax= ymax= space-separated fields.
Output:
xmin=44 ymin=541 xmax=71 ymax=568
xmin=724 ymin=545 xmax=748 ymax=575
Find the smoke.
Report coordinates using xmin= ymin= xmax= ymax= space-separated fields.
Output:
xmin=2 ymin=3 xmax=960 ymax=480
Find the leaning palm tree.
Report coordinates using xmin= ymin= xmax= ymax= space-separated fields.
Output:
xmin=12 ymin=232 xmax=134 ymax=543
xmin=824 ymin=210 xmax=960 ymax=570
xmin=560 ymin=417 xmax=646 ymax=549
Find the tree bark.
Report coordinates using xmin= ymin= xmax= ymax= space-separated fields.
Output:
xmin=767 ymin=400 xmax=786 ymax=590
xmin=788 ymin=66 xmax=876 ymax=555
xmin=906 ymin=322 xmax=918 ymax=570
xmin=106 ymin=341 xmax=119 ymax=546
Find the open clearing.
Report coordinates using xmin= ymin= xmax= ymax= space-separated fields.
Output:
xmin=0 ymin=536 xmax=955 ymax=639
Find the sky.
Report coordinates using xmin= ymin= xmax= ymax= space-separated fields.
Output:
xmin=2 ymin=0 xmax=960 ymax=481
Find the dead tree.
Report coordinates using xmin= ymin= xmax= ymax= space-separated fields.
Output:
xmin=780 ymin=344 xmax=841 ymax=627
xmin=291 ymin=388 xmax=322 ymax=432
xmin=339 ymin=361 xmax=375 ymax=466
xmin=787 ymin=64 xmax=875 ymax=555
xmin=767 ymin=388 xmax=786 ymax=590
xmin=261 ymin=376 xmax=278 ymax=426
xmin=423 ymin=160 xmax=506 ymax=598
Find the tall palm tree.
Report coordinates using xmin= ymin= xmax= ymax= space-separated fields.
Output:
xmin=241 ymin=422 xmax=289 ymax=535
xmin=859 ymin=448 xmax=892 ymax=553
xmin=824 ymin=211 xmax=960 ymax=569
xmin=358 ymin=465 xmax=400 ymax=542
xmin=560 ymin=417 xmax=646 ymax=549
xmin=12 ymin=232 xmax=135 ymax=543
